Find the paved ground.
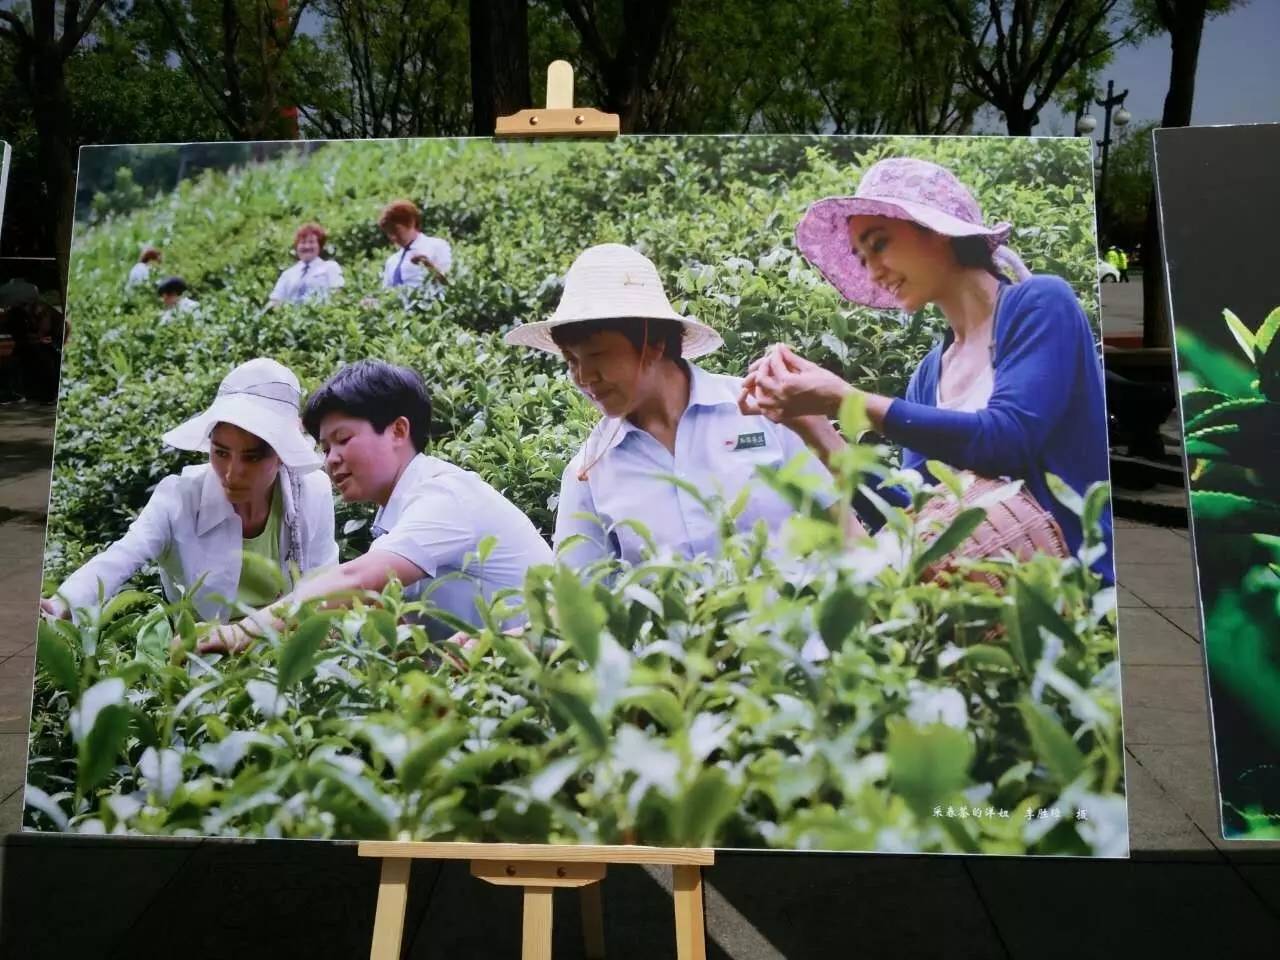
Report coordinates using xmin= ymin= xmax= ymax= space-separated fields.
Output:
xmin=0 ymin=399 xmax=1276 ymax=957
xmin=1099 ymin=275 xmax=1144 ymax=346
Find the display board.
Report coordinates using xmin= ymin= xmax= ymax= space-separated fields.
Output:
xmin=1155 ymin=123 xmax=1280 ymax=841
xmin=25 ymin=135 xmax=1127 ymax=856
xmin=0 ymin=140 xmax=10 ymax=244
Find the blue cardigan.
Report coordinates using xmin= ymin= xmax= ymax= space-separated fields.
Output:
xmin=872 ymin=274 xmax=1115 ymax=584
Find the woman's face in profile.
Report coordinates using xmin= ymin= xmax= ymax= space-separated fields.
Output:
xmin=848 ymin=215 xmax=954 ymax=312
xmin=209 ymin=422 xmax=281 ymax=508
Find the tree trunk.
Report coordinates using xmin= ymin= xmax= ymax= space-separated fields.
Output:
xmin=469 ymin=0 xmax=530 ymax=135
xmin=1004 ymin=104 xmax=1036 ymax=136
xmin=26 ymin=38 xmax=76 ymax=299
xmin=1144 ymin=0 xmax=1208 ymax=348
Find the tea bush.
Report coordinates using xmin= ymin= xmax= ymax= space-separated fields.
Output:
xmin=28 ymin=136 xmax=1123 ymax=854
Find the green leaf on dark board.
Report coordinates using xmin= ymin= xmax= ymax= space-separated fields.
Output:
xmin=1190 ymin=491 xmax=1280 ymax=532
xmin=1256 ymin=306 xmax=1280 ymax=355
xmin=1224 ymin=308 xmax=1255 ymax=363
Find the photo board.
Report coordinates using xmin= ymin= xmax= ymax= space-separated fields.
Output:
xmin=25 ymin=135 xmax=1126 ymax=857
xmin=1155 ymin=123 xmax=1280 ymax=840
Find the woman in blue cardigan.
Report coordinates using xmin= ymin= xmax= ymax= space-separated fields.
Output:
xmin=740 ymin=157 xmax=1114 ymax=584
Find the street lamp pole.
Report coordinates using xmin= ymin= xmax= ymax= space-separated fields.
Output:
xmin=1094 ymin=80 xmax=1131 ymax=227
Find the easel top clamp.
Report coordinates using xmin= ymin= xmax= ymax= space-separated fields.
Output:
xmin=361 ymin=64 xmax=713 ymax=960
xmin=494 ymin=60 xmax=620 ymax=138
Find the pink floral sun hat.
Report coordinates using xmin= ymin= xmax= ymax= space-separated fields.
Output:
xmin=795 ymin=157 xmax=1027 ymax=309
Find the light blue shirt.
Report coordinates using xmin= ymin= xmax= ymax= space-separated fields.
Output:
xmin=370 ymin=454 xmax=552 ymax=635
xmin=553 ymin=362 xmax=837 ymax=569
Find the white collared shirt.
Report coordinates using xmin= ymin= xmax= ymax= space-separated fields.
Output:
xmin=553 ymin=362 xmax=837 ymax=570
xmin=126 ymin=263 xmax=152 ymax=288
xmin=381 ymin=233 xmax=452 ymax=298
xmin=270 ymin=257 xmax=345 ymax=304
xmin=55 ymin=464 xmax=338 ymax=623
xmin=369 ymin=454 xmax=552 ymax=635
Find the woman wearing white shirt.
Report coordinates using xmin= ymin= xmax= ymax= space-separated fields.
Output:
xmin=268 ymin=222 xmax=345 ymax=306
xmin=126 ymin=247 xmax=161 ymax=289
xmin=377 ymin=199 xmax=452 ymax=299
xmin=42 ymin=358 xmax=339 ymax=624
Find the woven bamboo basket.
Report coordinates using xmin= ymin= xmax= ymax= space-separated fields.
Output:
xmin=915 ymin=474 xmax=1070 ymax=591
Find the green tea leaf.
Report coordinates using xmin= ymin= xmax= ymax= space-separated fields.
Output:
xmin=399 ymin=724 xmax=466 ymax=792
xmin=37 ymin=620 xmax=80 ymax=696
xmin=552 ymin=566 xmax=604 ymax=667
xmin=886 ymin=718 xmax=973 ymax=813
xmin=914 ymin=507 xmax=987 ymax=578
xmin=1256 ymin=306 xmax=1280 ymax=355
xmin=1224 ymin=308 xmax=1255 ymax=363
xmin=78 ymin=704 xmax=131 ymax=794
xmin=1016 ymin=701 xmax=1086 ymax=786
xmin=1191 ymin=491 xmax=1280 ymax=532
xmin=676 ymin=766 xmax=738 ymax=846
xmin=276 ymin=613 xmax=333 ymax=689
xmin=548 ymin=688 xmax=607 ymax=753
xmin=817 ymin=585 xmax=863 ymax=647
xmin=100 ymin=590 xmax=159 ymax=626
xmin=960 ymin=644 xmax=1018 ymax=672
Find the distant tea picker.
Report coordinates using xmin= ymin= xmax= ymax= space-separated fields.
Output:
xmin=378 ymin=199 xmax=451 ymax=296
xmin=740 ymin=157 xmax=1114 ymax=583
xmin=267 ymin=222 xmax=345 ymax=307
xmin=41 ymin=358 xmax=338 ymax=624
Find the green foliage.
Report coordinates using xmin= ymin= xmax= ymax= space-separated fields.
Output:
xmin=31 ymin=135 xmax=1119 ymax=853
xmin=1177 ymin=304 xmax=1280 ymax=838
xmin=29 ymin=467 xmax=1123 ymax=853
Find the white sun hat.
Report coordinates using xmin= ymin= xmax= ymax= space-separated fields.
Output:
xmin=161 ymin=358 xmax=322 ymax=471
xmin=503 ymin=243 xmax=723 ymax=359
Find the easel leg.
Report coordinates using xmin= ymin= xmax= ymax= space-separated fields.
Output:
xmin=369 ymin=857 xmax=412 ymax=960
xmin=672 ymin=865 xmax=707 ymax=960
xmin=579 ymin=881 xmax=605 ymax=958
xmin=522 ymin=886 xmax=554 ymax=960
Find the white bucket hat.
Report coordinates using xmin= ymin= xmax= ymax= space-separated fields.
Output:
xmin=503 ymin=244 xmax=723 ymax=359
xmin=162 ymin=358 xmax=322 ymax=471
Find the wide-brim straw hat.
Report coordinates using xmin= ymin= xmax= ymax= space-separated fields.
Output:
xmin=795 ymin=157 xmax=1014 ymax=309
xmin=162 ymin=357 xmax=322 ymax=471
xmin=503 ymin=243 xmax=723 ymax=359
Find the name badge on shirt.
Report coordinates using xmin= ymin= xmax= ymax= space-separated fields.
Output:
xmin=729 ymin=431 xmax=766 ymax=451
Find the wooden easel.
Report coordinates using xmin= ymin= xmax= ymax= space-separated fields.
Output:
xmin=362 ymin=64 xmax=711 ymax=960
xmin=359 ymin=842 xmax=714 ymax=959
xmin=494 ymin=60 xmax=620 ymax=138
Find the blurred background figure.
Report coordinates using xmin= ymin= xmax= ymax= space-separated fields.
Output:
xmin=377 ymin=199 xmax=451 ymax=299
xmin=267 ymin=222 xmax=345 ymax=307
xmin=126 ymin=245 xmax=162 ymax=289
xmin=157 ymin=275 xmax=198 ymax=316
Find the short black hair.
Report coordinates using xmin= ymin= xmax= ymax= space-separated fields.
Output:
xmin=156 ymin=276 xmax=188 ymax=295
xmin=549 ymin=316 xmax=684 ymax=360
xmin=303 ymin=359 xmax=432 ymax=452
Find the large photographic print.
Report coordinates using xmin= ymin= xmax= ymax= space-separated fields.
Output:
xmin=1156 ymin=123 xmax=1280 ymax=840
xmin=26 ymin=135 xmax=1126 ymax=855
